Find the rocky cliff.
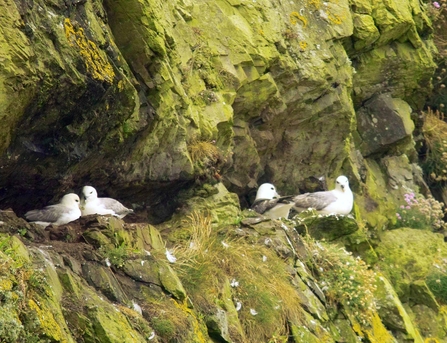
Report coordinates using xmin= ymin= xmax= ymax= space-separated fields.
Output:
xmin=0 ymin=0 xmax=446 ymax=342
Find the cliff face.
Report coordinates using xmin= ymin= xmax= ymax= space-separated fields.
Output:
xmin=0 ymin=0 xmax=436 ymax=214
xmin=0 ymin=0 xmax=446 ymax=342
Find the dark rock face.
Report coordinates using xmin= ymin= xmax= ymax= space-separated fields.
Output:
xmin=356 ymin=93 xmax=415 ymax=156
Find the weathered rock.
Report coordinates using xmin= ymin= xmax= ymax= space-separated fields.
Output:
xmin=294 ymin=213 xmax=359 ymax=241
xmin=375 ymin=275 xmax=424 ymax=342
xmin=356 ymin=94 xmax=415 ymax=156
xmin=158 ymin=261 xmax=187 ymax=301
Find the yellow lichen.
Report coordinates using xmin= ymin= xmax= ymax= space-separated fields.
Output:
xmin=0 ymin=278 xmax=13 ymax=291
xmin=28 ymin=298 xmax=66 ymax=342
xmin=307 ymin=0 xmax=321 ymax=9
xmin=172 ymin=299 xmax=208 ymax=343
xmin=425 ymin=339 xmax=440 ymax=343
xmin=327 ymin=13 xmax=343 ymax=25
xmin=64 ymin=18 xmax=115 ymax=84
xmin=290 ymin=12 xmax=308 ymax=27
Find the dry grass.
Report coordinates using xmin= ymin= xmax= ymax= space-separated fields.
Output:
xmin=188 ymin=139 xmax=220 ymax=165
xmin=172 ymin=212 xmax=304 ymax=342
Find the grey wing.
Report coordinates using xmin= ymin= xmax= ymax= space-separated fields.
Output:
xmin=252 ymin=199 xmax=278 ymax=214
xmin=100 ymin=198 xmax=133 ymax=214
xmin=25 ymin=204 xmax=69 ymax=222
xmin=252 ymin=196 xmax=296 ymax=215
xmin=292 ymin=191 xmax=337 ymax=211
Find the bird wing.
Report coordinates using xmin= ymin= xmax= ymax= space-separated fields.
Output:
xmin=25 ymin=204 xmax=71 ymax=223
xmin=292 ymin=191 xmax=337 ymax=211
xmin=251 ymin=196 xmax=295 ymax=215
xmin=99 ymin=198 xmax=133 ymax=215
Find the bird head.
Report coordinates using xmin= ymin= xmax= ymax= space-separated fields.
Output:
xmin=255 ymin=183 xmax=280 ymax=201
xmin=82 ymin=186 xmax=98 ymax=202
xmin=335 ymin=175 xmax=350 ymax=192
xmin=61 ymin=193 xmax=81 ymax=207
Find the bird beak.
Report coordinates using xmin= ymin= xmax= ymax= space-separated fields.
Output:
xmin=341 ymin=185 xmax=345 ymax=191
xmin=273 ymin=192 xmax=280 ymax=199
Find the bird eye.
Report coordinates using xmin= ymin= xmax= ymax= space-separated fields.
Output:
xmin=271 ymin=187 xmax=274 ymax=190
xmin=90 ymin=191 xmax=93 ymax=194
xmin=76 ymin=199 xmax=79 ymax=202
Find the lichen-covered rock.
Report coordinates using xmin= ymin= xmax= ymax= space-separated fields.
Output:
xmin=294 ymin=213 xmax=359 ymax=241
xmin=356 ymin=93 xmax=415 ymax=156
xmin=375 ymin=275 xmax=424 ymax=343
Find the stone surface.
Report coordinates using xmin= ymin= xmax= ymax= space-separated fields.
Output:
xmin=356 ymin=93 xmax=415 ymax=156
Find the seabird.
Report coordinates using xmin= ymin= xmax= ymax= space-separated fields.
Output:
xmin=251 ymin=183 xmax=295 ymax=219
xmin=80 ymin=186 xmax=134 ymax=218
xmin=25 ymin=193 xmax=82 ymax=226
xmin=291 ymin=175 xmax=354 ymax=215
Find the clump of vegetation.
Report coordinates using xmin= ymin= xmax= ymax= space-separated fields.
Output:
xmin=99 ymin=242 xmax=133 ymax=268
xmin=421 ymin=108 xmax=447 ymax=185
xmin=144 ymin=298 xmax=195 ymax=342
xmin=394 ymin=191 xmax=446 ymax=230
xmin=187 ymin=138 xmax=224 ymax=183
xmin=173 ymin=212 xmax=304 ymax=342
xmin=198 ymin=89 xmax=218 ymax=105
xmin=425 ymin=255 xmax=447 ymax=304
xmin=300 ymin=235 xmax=377 ymax=325
xmin=426 ymin=272 xmax=447 ymax=304
xmin=425 ymin=0 xmax=447 ymax=115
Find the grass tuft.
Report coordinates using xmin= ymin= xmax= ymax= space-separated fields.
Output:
xmin=172 ymin=212 xmax=305 ymax=342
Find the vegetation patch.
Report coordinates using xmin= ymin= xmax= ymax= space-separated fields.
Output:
xmin=426 ymin=272 xmax=447 ymax=304
xmin=393 ymin=191 xmax=446 ymax=231
xmin=187 ymin=138 xmax=224 ymax=183
xmin=99 ymin=241 xmax=134 ymax=268
xmin=144 ymin=298 xmax=191 ymax=342
xmin=172 ymin=212 xmax=304 ymax=342
xmin=300 ymin=235 xmax=377 ymax=325
xmin=421 ymin=108 xmax=447 ymax=186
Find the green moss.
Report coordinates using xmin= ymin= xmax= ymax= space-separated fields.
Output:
xmin=151 ymin=317 xmax=176 ymax=338
xmin=426 ymin=273 xmax=447 ymax=304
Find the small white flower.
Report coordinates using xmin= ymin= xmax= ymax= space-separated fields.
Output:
xmin=250 ymin=308 xmax=258 ymax=315
xmin=105 ymin=258 xmax=111 ymax=267
xmin=262 ymin=255 xmax=267 ymax=262
xmin=144 ymin=250 xmax=151 ymax=256
xmin=221 ymin=241 xmax=229 ymax=248
xmin=141 ymin=260 xmax=145 ymax=266
xmin=148 ymin=331 xmax=156 ymax=340
xmin=230 ymin=279 xmax=239 ymax=287
xmin=165 ymin=249 xmax=177 ymax=263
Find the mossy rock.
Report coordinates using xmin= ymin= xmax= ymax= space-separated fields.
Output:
xmin=294 ymin=213 xmax=359 ymax=241
xmin=375 ymin=228 xmax=447 ymax=300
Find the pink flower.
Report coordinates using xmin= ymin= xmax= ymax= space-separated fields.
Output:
xmin=396 ymin=213 xmax=402 ymax=219
xmin=400 ymin=205 xmax=405 ymax=209
xmin=406 ymin=205 xmax=411 ymax=210
xmin=434 ymin=1 xmax=441 ymax=8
